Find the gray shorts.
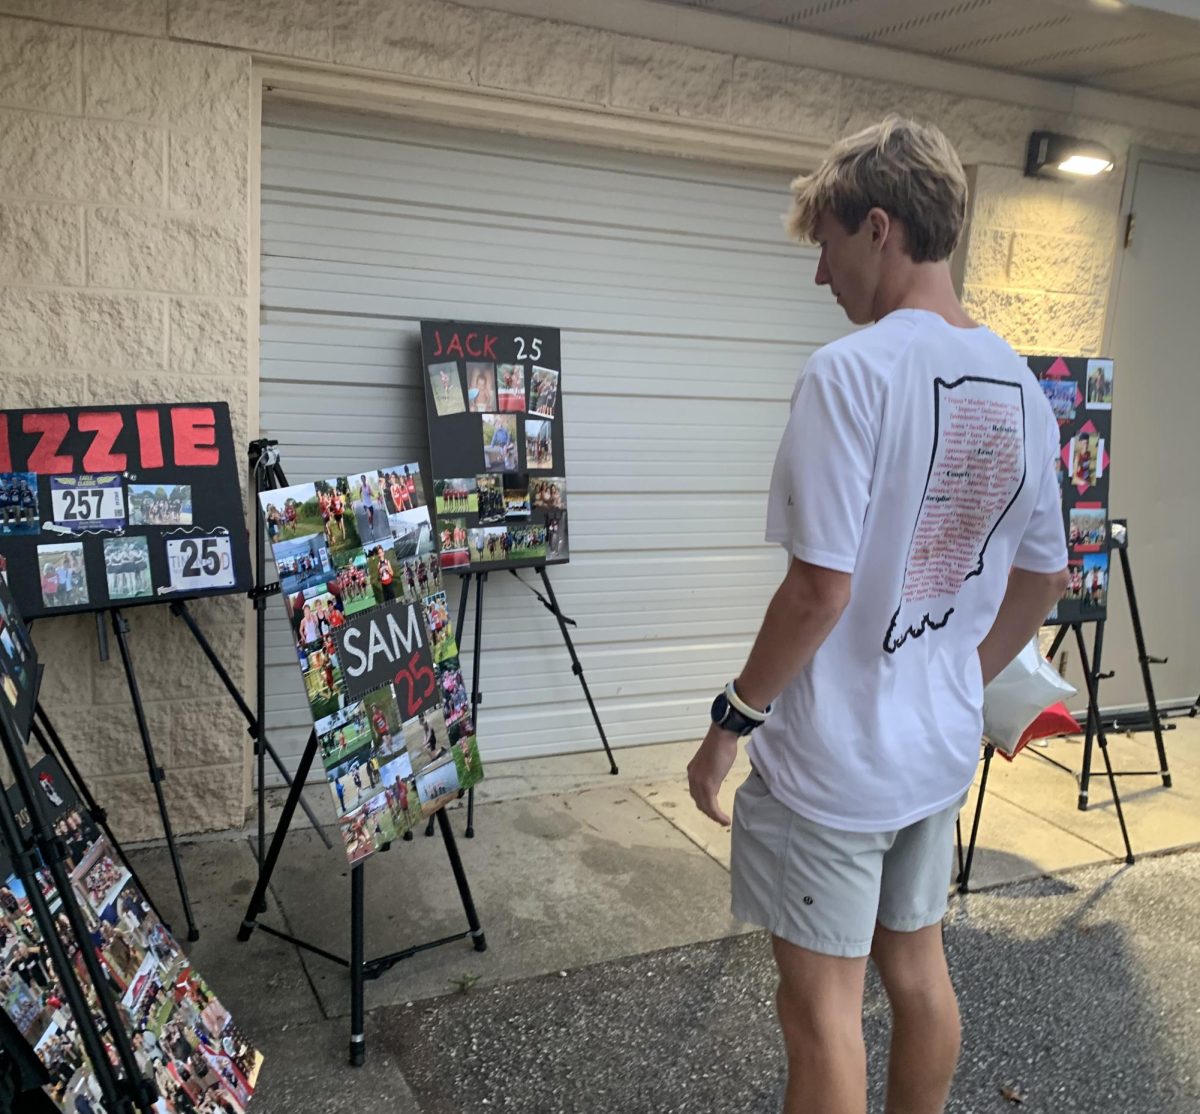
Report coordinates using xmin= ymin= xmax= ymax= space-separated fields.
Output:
xmin=730 ymin=768 xmax=965 ymax=958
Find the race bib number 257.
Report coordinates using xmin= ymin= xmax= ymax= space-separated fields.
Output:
xmin=166 ymin=536 xmax=236 ymax=591
xmin=50 ymin=476 xmax=125 ymax=530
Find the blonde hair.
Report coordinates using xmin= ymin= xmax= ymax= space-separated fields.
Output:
xmin=786 ymin=115 xmax=968 ymax=263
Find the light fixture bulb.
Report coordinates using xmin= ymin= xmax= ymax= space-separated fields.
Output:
xmin=1056 ymin=155 xmax=1114 ymax=175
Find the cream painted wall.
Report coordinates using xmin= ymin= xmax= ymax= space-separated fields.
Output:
xmin=1 ymin=0 xmax=1198 ymax=837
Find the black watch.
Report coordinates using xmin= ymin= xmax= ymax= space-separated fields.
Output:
xmin=710 ymin=692 xmax=760 ymax=737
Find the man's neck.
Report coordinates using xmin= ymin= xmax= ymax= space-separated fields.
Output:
xmin=873 ymin=260 xmax=976 ymax=328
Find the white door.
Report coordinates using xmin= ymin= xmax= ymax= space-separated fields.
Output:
xmin=1103 ymin=156 xmax=1200 ymax=710
xmin=258 ymin=102 xmax=850 ymax=780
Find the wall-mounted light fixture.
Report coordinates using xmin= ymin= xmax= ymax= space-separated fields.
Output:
xmin=1025 ymin=131 xmax=1115 ymax=180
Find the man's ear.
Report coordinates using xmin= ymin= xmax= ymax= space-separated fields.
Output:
xmin=867 ymin=207 xmax=891 ymax=250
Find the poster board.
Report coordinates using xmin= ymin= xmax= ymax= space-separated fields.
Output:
xmin=258 ymin=462 xmax=484 ymax=866
xmin=1027 ymin=355 xmax=1114 ymax=623
xmin=0 ymin=584 xmax=263 ymax=1112
xmin=419 ymin=321 xmax=569 ymax=574
xmin=0 ymin=755 xmax=265 ymax=1113
xmin=0 ymin=403 xmax=252 ymax=621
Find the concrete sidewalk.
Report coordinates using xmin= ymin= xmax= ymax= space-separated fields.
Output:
xmin=126 ymin=721 xmax=1200 ymax=1113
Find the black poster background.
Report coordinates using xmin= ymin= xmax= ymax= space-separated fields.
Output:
xmin=0 ymin=403 xmax=251 ymax=621
xmin=1027 ymin=355 xmax=1114 ymax=624
xmin=419 ymin=320 xmax=568 ymax=575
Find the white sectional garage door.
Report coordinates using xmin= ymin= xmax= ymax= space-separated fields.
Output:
xmin=258 ymin=101 xmax=850 ymax=781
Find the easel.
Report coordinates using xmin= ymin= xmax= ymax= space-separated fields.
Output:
xmin=237 ymin=442 xmax=487 ymax=1064
xmin=957 ymin=519 xmax=1170 ymax=891
xmin=0 ymin=674 xmax=157 ymax=1113
xmin=422 ymin=565 xmax=619 ymax=840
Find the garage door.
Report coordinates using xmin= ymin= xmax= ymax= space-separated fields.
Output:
xmin=259 ymin=100 xmax=850 ymax=781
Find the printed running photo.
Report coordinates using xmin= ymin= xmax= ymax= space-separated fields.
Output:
xmin=301 ymin=639 xmax=346 ymax=721
xmin=334 ymin=547 xmax=378 ymax=617
xmin=128 ymin=483 xmax=192 ymax=526
xmin=318 ymin=701 xmax=373 ymax=769
xmin=398 ymin=552 xmax=441 ymax=604
xmin=381 ymin=465 xmax=425 ymax=514
xmin=349 ymin=471 xmax=394 ymax=544
xmin=476 ymin=475 xmax=504 ymax=524
xmin=1069 ymin=506 xmax=1107 ymax=551
xmin=103 ymin=536 xmax=153 ymax=600
xmin=1086 ymin=358 xmax=1114 ymax=409
xmin=546 ymin=510 xmax=569 ymax=560
xmin=1039 ymin=379 xmax=1077 ymax=423
xmin=428 ymin=360 xmax=466 ymax=416
xmin=497 ymin=364 xmax=526 ymax=412
xmin=482 ymin=414 xmax=519 ymax=472
xmin=509 ymin=523 xmax=548 ymax=562
xmin=525 ymin=419 xmax=554 ymax=471
xmin=423 ymin=590 xmax=458 ymax=664
xmin=439 ymin=517 xmax=469 ymax=569
xmin=503 ymin=475 xmax=530 ymax=519
xmin=435 ymin=478 xmax=478 ymax=516
xmin=274 ymin=532 xmax=336 ymax=597
xmin=388 ymin=506 xmax=436 ymax=559
xmin=313 ymin=479 xmax=363 ymax=555
xmin=1081 ymin=552 xmax=1109 ymax=610
xmin=36 ymin=542 xmax=89 ymax=609
xmin=468 ymin=525 xmax=508 ymax=564
xmin=529 ymin=366 xmax=559 ymax=419
xmin=402 ymin=705 xmax=451 ymax=777
xmin=530 ymin=476 xmax=566 ymax=510
xmin=1069 ymin=433 xmax=1104 ymax=489
xmin=465 ymin=361 xmax=498 ymax=413
xmin=0 ymin=473 xmax=40 ymax=535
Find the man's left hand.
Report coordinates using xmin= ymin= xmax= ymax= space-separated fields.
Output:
xmin=687 ymin=725 xmax=739 ymax=826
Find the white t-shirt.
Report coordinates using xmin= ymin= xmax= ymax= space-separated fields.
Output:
xmin=747 ymin=308 xmax=1067 ymax=832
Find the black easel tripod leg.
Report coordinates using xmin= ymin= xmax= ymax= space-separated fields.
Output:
xmin=1073 ymin=624 xmax=1135 ymax=864
xmin=350 ymin=863 xmax=366 ymax=1066
xmin=436 ymin=806 xmax=487 ymax=952
xmin=1075 ymin=621 xmax=1110 ymax=811
xmin=957 ymin=745 xmax=993 ymax=894
xmin=238 ymin=728 xmax=319 ymax=940
xmin=169 ymin=600 xmax=332 ymax=849
xmin=537 ymin=567 xmax=618 ymax=774
xmin=110 ymin=608 xmax=199 ymax=943
xmin=1117 ymin=546 xmax=1172 ymax=787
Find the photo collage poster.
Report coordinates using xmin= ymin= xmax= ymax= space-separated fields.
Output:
xmin=1028 ymin=355 xmax=1114 ymax=623
xmin=0 ymin=754 xmax=264 ymax=1113
xmin=259 ymin=463 xmax=484 ymax=865
xmin=0 ymin=404 xmax=252 ymax=621
xmin=419 ymin=321 xmax=569 ymax=574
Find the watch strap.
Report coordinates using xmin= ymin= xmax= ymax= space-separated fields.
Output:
xmin=725 ymin=680 xmax=769 ymax=723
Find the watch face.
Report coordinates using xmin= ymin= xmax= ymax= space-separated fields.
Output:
xmin=711 ymin=692 xmax=729 ymax=724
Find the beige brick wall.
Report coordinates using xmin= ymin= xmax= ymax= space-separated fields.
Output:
xmin=1 ymin=0 xmax=1198 ymax=838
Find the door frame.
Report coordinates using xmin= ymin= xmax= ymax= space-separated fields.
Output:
xmin=1102 ymin=145 xmax=1200 ymax=356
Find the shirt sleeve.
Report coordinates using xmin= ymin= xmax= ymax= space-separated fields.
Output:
xmin=765 ymin=364 xmax=877 ymax=573
xmin=1013 ymin=410 xmax=1069 ymax=573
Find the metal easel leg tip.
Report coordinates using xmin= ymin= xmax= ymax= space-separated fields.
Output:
xmin=1125 ymin=854 xmax=1136 ymax=865
xmin=1163 ymin=775 xmax=1173 ymax=788
xmin=349 ymin=1038 xmax=365 ymax=1067
xmin=465 ymin=827 xmax=475 ymax=839
xmin=236 ymin=923 xmax=255 ymax=943
xmin=187 ymin=927 xmax=200 ymax=943
xmin=609 ymin=765 xmax=619 ymax=775
xmin=1077 ymin=796 xmax=1089 ymax=812
xmin=403 ymin=830 xmax=414 ymax=841
xmin=473 ymin=932 xmax=488 ymax=953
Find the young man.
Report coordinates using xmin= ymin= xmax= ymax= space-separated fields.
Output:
xmin=687 ymin=116 xmax=1069 ymax=1114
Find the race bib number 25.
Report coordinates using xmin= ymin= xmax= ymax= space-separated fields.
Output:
xmin=166 ymin=536 xmax=235 ymax=591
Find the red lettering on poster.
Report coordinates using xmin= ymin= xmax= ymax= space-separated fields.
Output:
xmin=393 ymin=651 xmax=436 ymax=716
xmin=23 ymin=413 xmax=72 ymax=474
xmin=135 ymin=408 xmax=164 ymax=469
xmin=0 ymin=418 xmax=10 ymax=473
xmin=431 ymin=330 xmax=499 ymax=362
xmin=171 ymin=406 xmax=219 ymax=466
xmin=78 ymin=411 xmax=127 ymax=471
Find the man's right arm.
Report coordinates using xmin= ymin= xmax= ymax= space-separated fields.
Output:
xmin=978 ymin=566 xmax=1069 ymax=686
